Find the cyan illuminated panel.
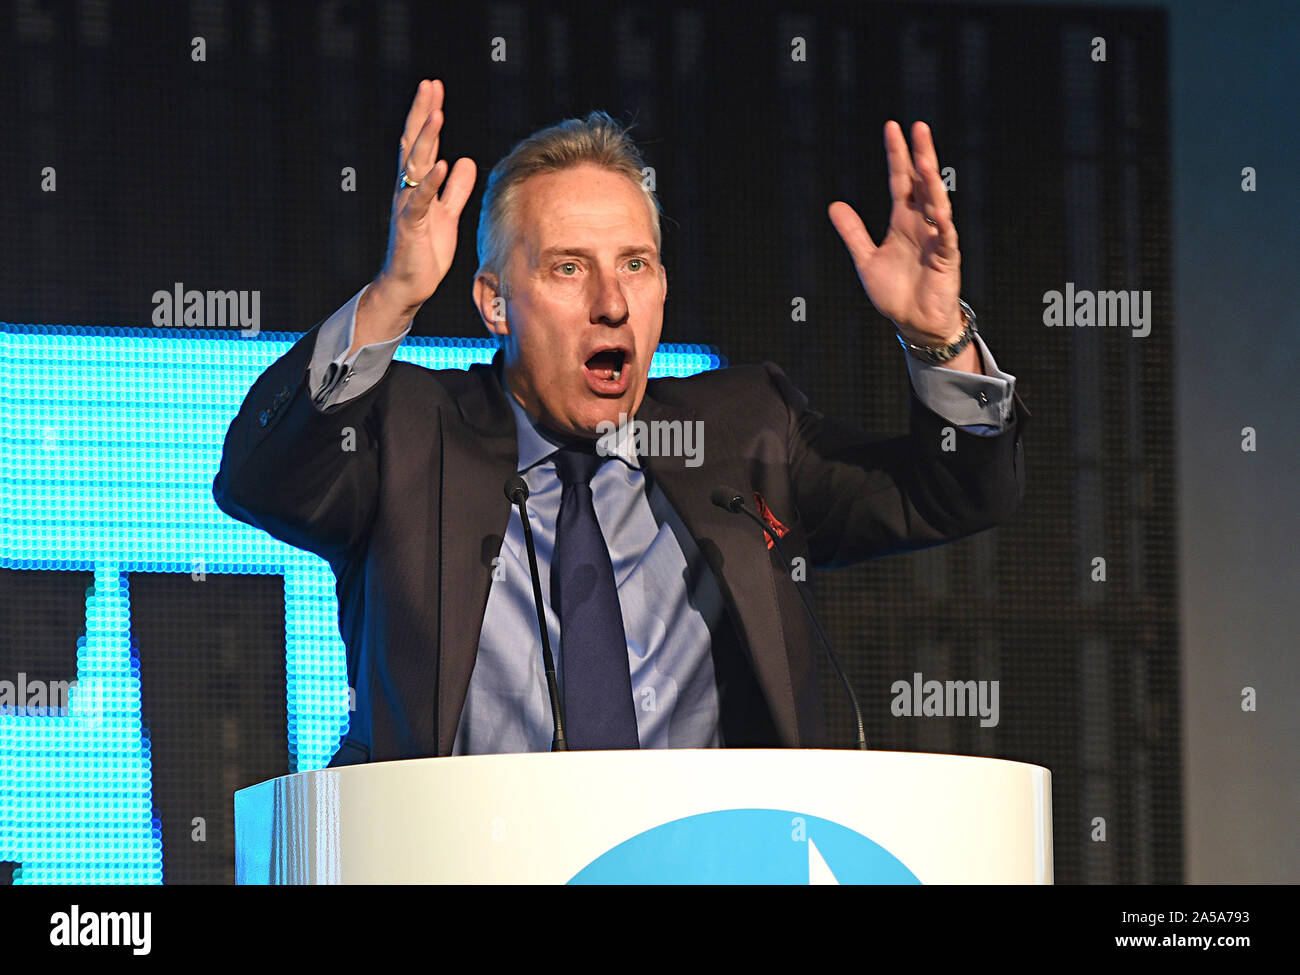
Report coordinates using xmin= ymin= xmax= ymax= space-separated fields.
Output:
xmin=0 ymin=323 xmax=721 ymax=883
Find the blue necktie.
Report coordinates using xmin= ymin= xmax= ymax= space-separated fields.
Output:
xmin=551 ymin=442 xmax=640 ymax=749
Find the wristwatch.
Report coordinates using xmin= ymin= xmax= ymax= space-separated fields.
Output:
xmin=895 ymin=299 xmax=978 ymax=365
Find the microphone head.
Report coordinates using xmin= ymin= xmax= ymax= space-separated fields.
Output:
xmin=504 ymin=475 xmax=529 ymax=505
xmin=710 ymin=486 xmax=745 ymax=513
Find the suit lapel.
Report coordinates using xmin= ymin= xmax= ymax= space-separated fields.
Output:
xmin=435 ymin=359 xmax=518 ymax=755
xmin=635 ymin=393 xmax=801 ymax=744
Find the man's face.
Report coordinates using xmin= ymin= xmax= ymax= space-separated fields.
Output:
xmin=477 ymin=162 xmax=666 ymax=438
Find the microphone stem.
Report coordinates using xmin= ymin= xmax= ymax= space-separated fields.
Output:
xmin=514 ymin=495 xmax=568 ymax=751
xmin=734 ymin=505 xmax=868 ymax=750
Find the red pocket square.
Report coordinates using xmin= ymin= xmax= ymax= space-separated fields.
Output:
xmin=753 ymin=492 xmax=790 ymax=551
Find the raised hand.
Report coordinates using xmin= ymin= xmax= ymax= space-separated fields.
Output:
xmin=828 ymin=121 xmax=965 ymax=352
xmin=355 ymin=79 xmax=477 ymax=352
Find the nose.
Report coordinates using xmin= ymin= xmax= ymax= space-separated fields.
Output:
xmin=590 ymin=265 xmax=629 ymax=326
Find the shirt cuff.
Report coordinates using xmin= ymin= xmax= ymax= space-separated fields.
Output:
xmin=309 ymin=282 xmax=413 ymax=410
xmin=904 ymin=331 xmax=1017 ymax=436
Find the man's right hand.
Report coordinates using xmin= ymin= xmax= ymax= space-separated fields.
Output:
xmin=352 ymin=79 xmax=478 ymax=356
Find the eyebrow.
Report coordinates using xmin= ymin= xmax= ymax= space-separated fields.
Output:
xmin=536 ymin=245 xmax=657 ymax=262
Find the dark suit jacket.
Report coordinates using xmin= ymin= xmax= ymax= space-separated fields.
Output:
xmin=213 ymin=321 xmax=1028 ymax=765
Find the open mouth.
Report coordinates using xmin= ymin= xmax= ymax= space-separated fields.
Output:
xmin=583 ymin=348 xmax=630 ymax=395
xmin=585 ymin=348 xmax=625 ymax=382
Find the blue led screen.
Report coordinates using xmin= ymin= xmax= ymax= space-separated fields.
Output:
xmin=0 ymin=324 xmax=720 ymax=883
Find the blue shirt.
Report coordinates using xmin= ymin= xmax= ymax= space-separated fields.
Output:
xmin=451 ymin=386 xmax=727 ymax=752
xmin=308 ymin=284 xmax=1018 ymax=754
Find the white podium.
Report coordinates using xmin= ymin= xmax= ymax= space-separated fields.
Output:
xmin=235 ymin=749 xmax=1052 ymax=884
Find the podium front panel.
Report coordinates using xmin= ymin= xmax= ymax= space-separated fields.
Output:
xmin=235 ymin=749 xmax=1052 ymax=884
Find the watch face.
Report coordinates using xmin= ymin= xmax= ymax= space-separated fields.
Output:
xmin=899 ymin=304 xmax=975 ymax=364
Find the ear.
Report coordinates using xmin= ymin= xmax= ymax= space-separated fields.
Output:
xmin=660 ymin=262 xmax=668 ymax=303
xmin=473 ymin=272 xmax=509 ymax=338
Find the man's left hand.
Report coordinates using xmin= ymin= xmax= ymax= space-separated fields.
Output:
xmin=829 ymin=120 xmax=972 ymax=366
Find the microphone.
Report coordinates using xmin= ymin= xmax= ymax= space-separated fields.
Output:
xmin=710 ymin=486 xmax=745 ymax=513
xmin=503 ymin=475 xmax=568 ymax=751
xmin=505 ymin=476 xmax=528 ymax=505
xmin=711 ymin=485 xmax=868 ymax=749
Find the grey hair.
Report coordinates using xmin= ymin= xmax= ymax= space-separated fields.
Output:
xmin=475 ymin=110 xmax=662 ymax=302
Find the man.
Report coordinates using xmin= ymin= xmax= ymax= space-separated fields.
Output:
xmin=213 ymin=80 xmax=1027 ymax=764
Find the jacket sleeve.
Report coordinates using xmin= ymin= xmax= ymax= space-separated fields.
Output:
xmin=211 ymin=319 xmax=394 ymax=563
xmin=775 ymin=361 xmax=1029 ymax=568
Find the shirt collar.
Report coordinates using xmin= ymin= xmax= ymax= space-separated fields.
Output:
xmin=499 ymin=370 xmax=641 ymax=473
